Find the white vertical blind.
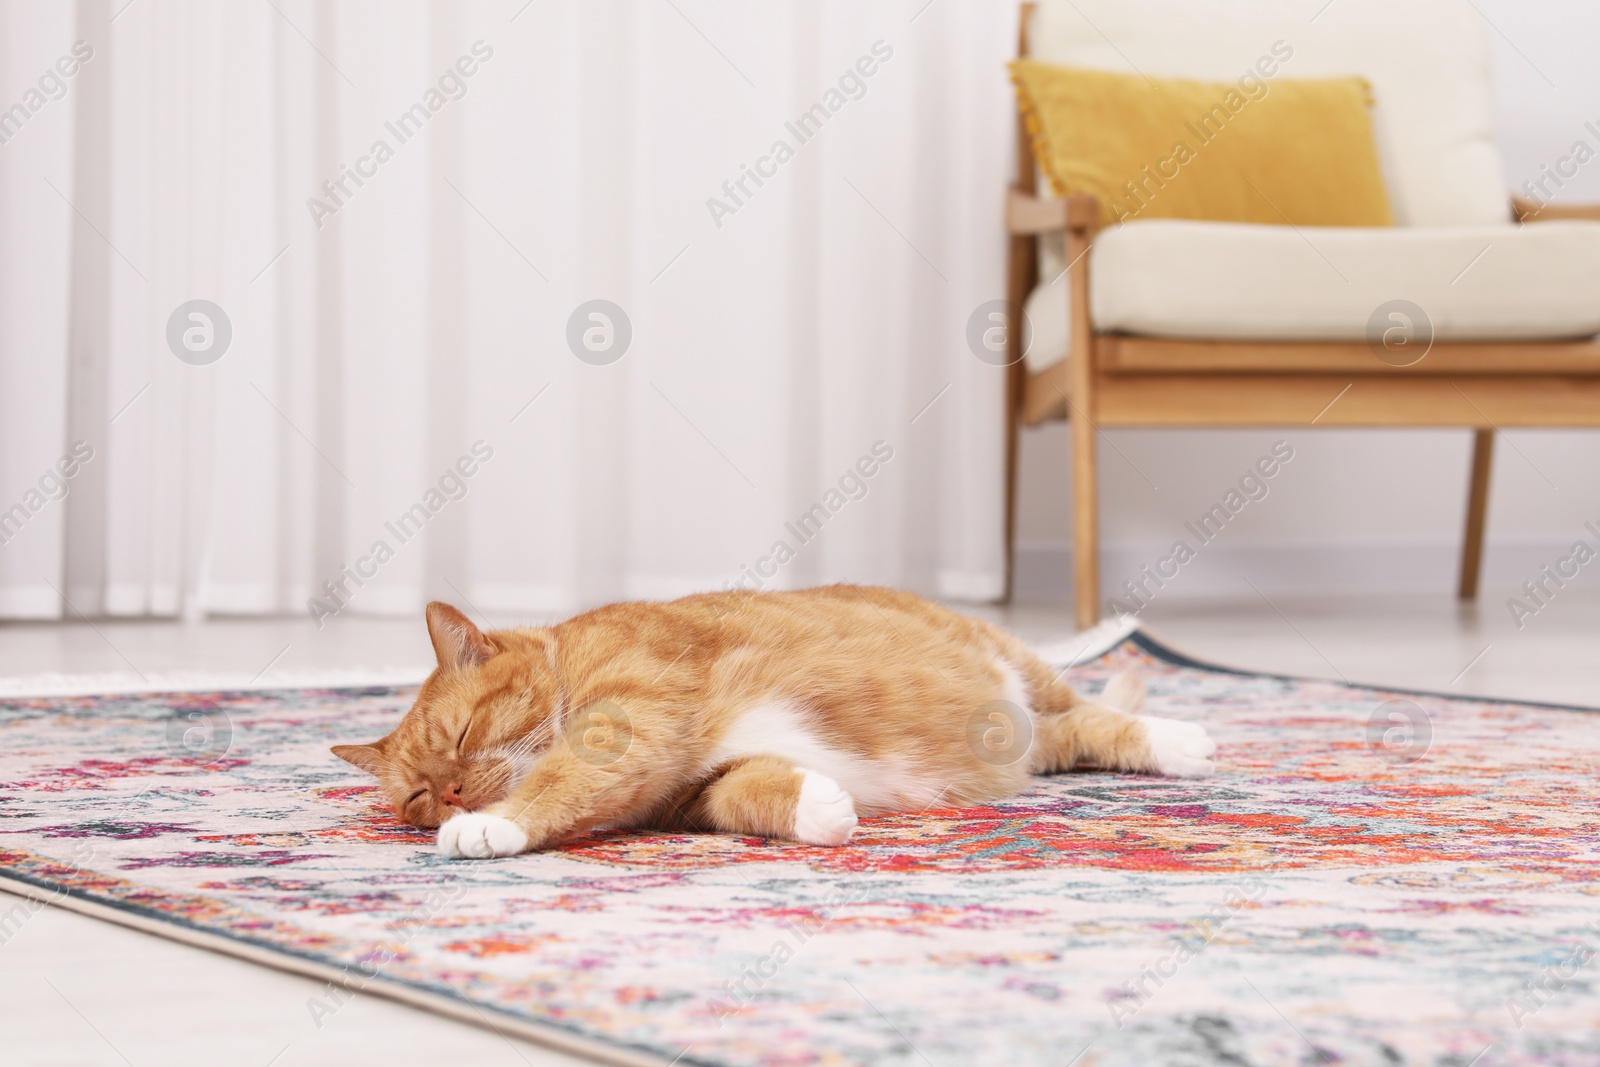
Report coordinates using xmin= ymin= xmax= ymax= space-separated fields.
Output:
xmin=0 ymin=0 xmax=1015 ymax=621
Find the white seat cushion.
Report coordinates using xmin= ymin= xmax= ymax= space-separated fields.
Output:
xmin=1028 ymin=0 xmax=1507 ymax=227
xmin=1024 ymin=220 xmax=1600 ymax=369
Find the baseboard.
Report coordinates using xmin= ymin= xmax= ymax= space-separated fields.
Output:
xmin=1013 ymin=536 xmax=1582 ymax=602
xmin=0 ymin=666 xmax=431 ymax=699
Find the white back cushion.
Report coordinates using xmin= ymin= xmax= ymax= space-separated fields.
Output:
xmin=1028 ymin=0 xmax=1508 ymax=226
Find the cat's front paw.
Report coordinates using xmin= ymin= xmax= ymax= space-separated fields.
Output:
xmin=790 ymin=769 xmax=858 ymax=845
xmin=1138 ymin=715 xmax=1216 ymax=778
xmin=437 ymin=811 xmax=529 ymax=859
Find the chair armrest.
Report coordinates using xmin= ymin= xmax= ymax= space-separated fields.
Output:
xmin=1007 ymin=188 xmax=1100 ymax=234
xmin=1512 ymin=195 xmax=1600 ymax=223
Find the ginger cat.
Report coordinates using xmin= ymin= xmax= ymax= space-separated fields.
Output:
xmin=333 ymin=587 xmax=1215 ymax=859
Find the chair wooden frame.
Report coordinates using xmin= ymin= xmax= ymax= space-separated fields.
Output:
xmin=1002 ymin=5 xmax=1600 ymax=628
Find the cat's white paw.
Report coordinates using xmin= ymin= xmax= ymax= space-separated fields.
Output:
xmin=1139 ymin=715 xmax=1216 ymax=778
xmin=790 ymin=769 xmax=858 ymax=845
xmin=437 ymin=812 xmax=529 ymax=859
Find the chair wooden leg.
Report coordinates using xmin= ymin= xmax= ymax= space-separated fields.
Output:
xmin=1458 ymin=428 xmax=1494 ymax=600
xmin=1003 ymin=9 xmax=1040 ymax=604
xmin=1065 ymin=213 xmax=1099 ymax=629
xmin=1003 ymin=365 xmax=1020 ymax=604
xmin=1070 ymin=395 xmax=1099 ymax=628
xmin=1001 ymin=231 xmax=1036 ymax=603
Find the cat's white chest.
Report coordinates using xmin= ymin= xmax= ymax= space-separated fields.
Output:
xmin=707 ymin=698 xmax=946 ymax=813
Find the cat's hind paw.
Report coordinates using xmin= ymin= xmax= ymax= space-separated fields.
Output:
xmin=1138 ymin=715 xmax=1216 ymax=778
xmin=437 ymin=811 xmax=529 ymax=859
xmin=790 ymin=769 xmax=858 ymax=845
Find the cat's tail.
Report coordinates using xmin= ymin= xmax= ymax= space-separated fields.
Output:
xmin=1028 ymin=666 xmax=1144 ymax=716
xmin=988 ymin=623 xmax=1143 ymax=717
xmin=1099 ymin=670 xmax=1145 ymax=714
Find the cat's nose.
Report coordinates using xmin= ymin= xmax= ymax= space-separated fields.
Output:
xmin=440 ymin=781 xmax=464 ymax=809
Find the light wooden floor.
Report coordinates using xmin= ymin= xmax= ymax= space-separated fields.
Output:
xmin=2 ymin=593 xmax=1595 ymax=1066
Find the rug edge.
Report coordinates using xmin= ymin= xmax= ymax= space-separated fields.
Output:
xmin=1026 ymin=615 xmax=1141 ymax=670
xmin=1128 ymin=627 xmax=1600 ymax=714
xmin=0 ymin=873 xmax=684 ymax=1067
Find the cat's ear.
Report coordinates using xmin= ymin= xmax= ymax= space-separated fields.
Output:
xmin=331 ymin=742 xmax=387 ymax=776
xmin=426 ymin=601 xmax=496 ymax=672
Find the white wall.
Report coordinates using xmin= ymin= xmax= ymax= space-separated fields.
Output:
xmin=1014 ymin=0 xmax=1600 ymax=603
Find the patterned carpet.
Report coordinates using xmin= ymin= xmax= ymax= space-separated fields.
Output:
xmin=1 ymin=628 xmax=1597 ymax=1066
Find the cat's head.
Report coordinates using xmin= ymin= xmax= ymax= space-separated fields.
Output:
xmin=332 ymin=602 xmax=558 ymax=827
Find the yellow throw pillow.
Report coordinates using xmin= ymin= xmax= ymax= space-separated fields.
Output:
xmin=1010 ymin=60 xmax=1393 ymax=228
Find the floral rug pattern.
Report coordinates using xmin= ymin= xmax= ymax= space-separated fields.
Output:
xmin=1 ymin=631 xmax=1598 ymax=1066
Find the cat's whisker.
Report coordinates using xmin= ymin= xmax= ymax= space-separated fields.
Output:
xmin=480 ymin=739 xmax=530 ymax=768
xmin=360 ymin=757 xmax=407 ymax=778
xmin=497 ymin=730 xmax=548 ymax=767
xmin=493 ymin=738 xmax=532 ymax=764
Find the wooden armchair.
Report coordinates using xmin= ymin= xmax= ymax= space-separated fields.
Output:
xmin=1002 ymin=1 xmax=1600 ymax=628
